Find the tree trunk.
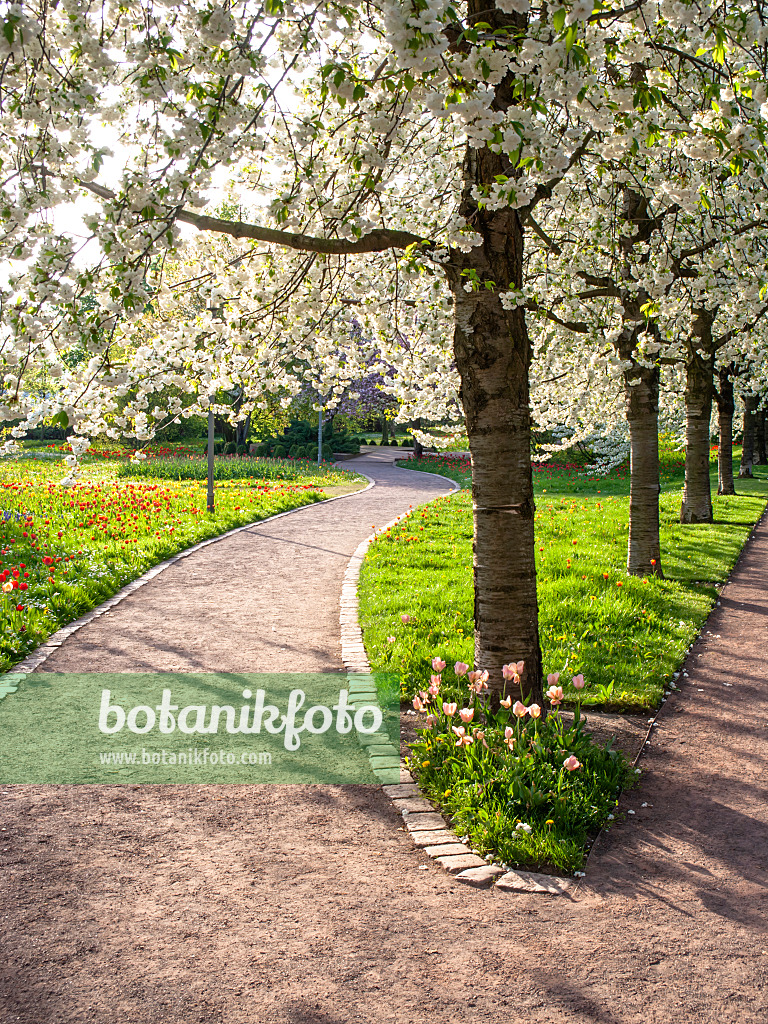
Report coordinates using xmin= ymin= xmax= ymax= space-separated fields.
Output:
xmin=216 ymin=416 xmax=234 ymax=444
xmin=412 ymin=418 xmax=424 ymax=459
xmin=449 ymin=142 xmax=543 ymax=706
xmin=380 ymin=416 xmax=389 ymax=445
xmin=235 ymin=413 xmax=251 ymax=447
xmin=624 ymin=362 xmax=663 ymax=576
xmin=680 ymin=347 xmax=714 ymax=524
xmin=716 ymin=369 xmax=736 ymax=495
xmin=756 ymin=407 xmax=767 ymax=465
xmin=739 ymin=394 xmax=757 ymax=478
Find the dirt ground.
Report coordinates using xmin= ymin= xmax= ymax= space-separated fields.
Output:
xmin=0 ymin=458 xmax=766 ymax=1023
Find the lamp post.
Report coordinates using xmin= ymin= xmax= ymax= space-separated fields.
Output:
xmin=207 ymin=398 xmax=215 ymax=513
xmin=317 ymin=398 xmax=323 ymax=465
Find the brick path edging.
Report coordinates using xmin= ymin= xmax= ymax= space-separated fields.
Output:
xmin=337 ymin=471 xmax=574 ymax=895
xmin=0 ymin=476 xmax=375 ymax=695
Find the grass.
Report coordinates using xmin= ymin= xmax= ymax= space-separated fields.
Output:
xmin=361 ymin=442 xmax=768 ymax=710
xmin=0 ymin=456 xmax=365 ymax=673
xmin=117 ymin=453 xmax=362 ymax=485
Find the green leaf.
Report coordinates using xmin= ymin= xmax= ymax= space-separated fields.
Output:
xmin=552 ymin=8 xmax=566 ymax=32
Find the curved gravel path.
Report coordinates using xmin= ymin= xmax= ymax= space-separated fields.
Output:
xmin=0 ymin=463 xmax=767 ymax=1024
xmin=35 ymin=449 xmax=450 ymax=675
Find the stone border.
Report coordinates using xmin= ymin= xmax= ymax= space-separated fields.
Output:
xmin=337 ymin=469 xmax=575 ymax=894
xmin=0 ymin=473 xmax=375 ymax=692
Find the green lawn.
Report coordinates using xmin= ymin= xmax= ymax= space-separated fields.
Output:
xmin=361 ymin=446 xmax=768 ymax=710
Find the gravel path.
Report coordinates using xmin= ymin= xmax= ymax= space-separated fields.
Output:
xmin=35 ymin=450 xmax=450 ymax=675
xmin=0 ymin=465 xmax=767 ymax=1024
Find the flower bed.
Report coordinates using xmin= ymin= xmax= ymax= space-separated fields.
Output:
xmin=409 ymin=660 xmax=636 ymax=875
xmin=0 ymin=467 xmax=327 ymax=672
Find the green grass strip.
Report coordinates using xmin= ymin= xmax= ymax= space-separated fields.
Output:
xmin=361 ymin=449 xmax=768 ymax=710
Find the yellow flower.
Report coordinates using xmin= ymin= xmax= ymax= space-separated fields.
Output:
xmin=546 ymin=819 xmax=554 ymax=826
xmin=421 ymin=760 xmax=430 ymax=767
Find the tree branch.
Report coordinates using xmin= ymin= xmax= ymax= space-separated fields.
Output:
xmin=79 ymin=181 xmax=427 ymax=255
xmin=676 ymin=218 xmax=765 ymax=263
xmin=523 ymin=212 xmax=562 ymax=255
xmin=526 ymin=298 xmax=590 ymax=334
xmin=715 ymin=302 xmax=768 ymax=350
xmin=521 ymin=132 xmax=597 ymax=216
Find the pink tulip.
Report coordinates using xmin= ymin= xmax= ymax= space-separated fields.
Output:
xmin=504 ymin=726 xmax=515 ymax=749
xmin=430 ymin=674 xmax=442 ymax=687
xmin=452 ymin=725 xmax=473 ymax=747
xmin=547 ymin=672 xmax=561 ymax=687
xmin=563 ymin=755 xmax=581 ymax=771
xmin=425 ymin=714 xmax=437 ymax=728
xmin=528 ymin=703 xmax=541 ymax=719
xmin=442 ymin=702 xmax=458 ymax=716
xmin=502 ymin=663 xmax=518 ymax=682
xmin=428 ymin=681 xmax=440 ymax=697
xmin=468 ymin=669 xmax=489 ymax=694
xmin=386 ymin=636 xmax=396 ymax=643
xmin=459 ymin=707 xmax=474 ymax=723
xmin=400 ymin=614 xmax=411 ymax=624
xmin=512 ymin=701 xmax=528 ymax=718
xmin=412 ymin=696 xmax=425 ymax=712
xmin=515 ymin=660 xmax=525 ymax=674
xmin=500 ymin=695 xmax=512 ymax=709
xmin=572 ymin=674 xmax=585 ymax=690
xmin=546 ymin=685 xmax=563 ymax=706
xmin=454 ymin=662 xmax=469 ymax=677
xmin=432 ymin=657 xmax=446 ymax=672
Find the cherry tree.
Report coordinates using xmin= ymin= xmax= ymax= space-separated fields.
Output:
xmin=1 ymin=0 xmax=766 ymax=699
xmin=525 ymin=147 xmax=768 ymax=582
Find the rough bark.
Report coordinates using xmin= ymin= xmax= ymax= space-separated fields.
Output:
xmin=716 ymin=368 xmax=736 ymax=496
xmin=680 ymin=326 xmax=715 ymax=524
xmin=756 ymin=408 xmax=767 ymax=465
xmin=610 ymin=196 xmax=665 ymax=578
xmin=412 ymin=418 xmax=424 ymax=459
xmin=235 ymin=413 xmax=251 ymax=447
xmin=739 ymin=394 xmax=757 ymax=478
xmin=623 ymin=362 xmax=663 ymax=576
xmin=448 ymin=135 xmax=543 ymax=706
xmin=216 ymin=415 xmax=234 ymax=444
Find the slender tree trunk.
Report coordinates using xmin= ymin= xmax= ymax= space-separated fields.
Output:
xmin=753 ymin=407 xmax=765 ymax=464
xmin=412 ymin=417 xmax=424 ymax=459
xmin=235 ymin=413 xmax=251 ymax=447
xmin=216 ymin=416 xmax=234 ymax=443
xmin=756 ymin=407 xmax=767 ymax=465
xmin=449 ymin=143 xmax=543 ymax=706
xmin=739 ymin=394 xmax=757 ymax=478
xmin=680 ymin=346 xmax=714 ymax=524
xmin=624 ymin=362 xmax=663 ymax=576
xmin=716 ymin=369 xmax=736 ymax=496
xmin=380 ymin=416 xmax=389 ymax=445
